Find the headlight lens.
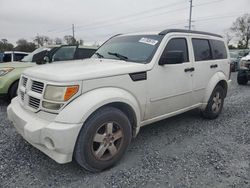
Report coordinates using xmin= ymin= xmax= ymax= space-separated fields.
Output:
xmin=240 ymin=60 xmax=248 ymax=69
xmin=44 ymin=85 xmax=79 ymax=102
xmin=0 ymin=67 xmax=14 ymax=76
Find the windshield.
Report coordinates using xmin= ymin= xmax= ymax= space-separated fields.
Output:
xmin=229 ymin=52 xmax=238 ymax=59
xmin=21 ymin=47 xmax=51 ymax=62
xmin=92 ymin=35 xmax=163 ymax=63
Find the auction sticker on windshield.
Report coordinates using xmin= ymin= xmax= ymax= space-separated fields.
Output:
xmin=139 ymin=38 xmax=158 ymax=46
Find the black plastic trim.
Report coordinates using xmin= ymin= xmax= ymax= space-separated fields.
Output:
xmin=159 ymin=29 xmax=222 ymax=38
xmin=129 ymin=72 xmax=147 ymax=81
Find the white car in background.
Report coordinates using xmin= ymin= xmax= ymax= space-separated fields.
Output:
xmin=237 ymin=52 xmax=250 ymax=85
xmin=0 ymin=51 xmax=29 ymax=63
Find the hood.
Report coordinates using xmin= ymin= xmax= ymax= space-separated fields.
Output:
xmin=0 ymin=61 xmax=35 ymax=68
xmin=242 ymin=55 xmax=250 ymax=61
xmin=23 ymin=58 xmax=149 ymax=82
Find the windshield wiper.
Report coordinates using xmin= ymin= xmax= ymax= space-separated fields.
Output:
xmin=94 ymin=52 xmax=104 ymax=58
xmin=108 ymin=52 xmax=128 ymax=61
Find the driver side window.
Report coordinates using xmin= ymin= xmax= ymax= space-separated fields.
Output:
xmin=161 ymin=38 xmax=189 ymax=63
xmin=52 ymin=46 xmax=77 ymax=62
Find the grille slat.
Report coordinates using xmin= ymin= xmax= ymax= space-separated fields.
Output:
xmin=20 ymin=91 xmax=24 ymax=101
xmin=22 ymin=77 xmax=28 ymax=87
xmin=29 ymin=96 xmax=40 ymax=109
xmin=31 ymin=81 xmax=44 ymax=93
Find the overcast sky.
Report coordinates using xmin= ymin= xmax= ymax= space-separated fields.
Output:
xmin=0 ymin=0 xmax=249 ymax=45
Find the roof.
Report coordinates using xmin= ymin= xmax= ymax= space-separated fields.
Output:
xmin=4 ymin=51 xmax=29 ymax=54
xmin=159 ymin=29 xmax=222 ymax=38
xmin=78 ymin=45 xmax=98 ymax=49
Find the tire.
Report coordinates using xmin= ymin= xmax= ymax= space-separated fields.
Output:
xmin=201 ymin=85 xmax=225 ymax=119
xmin=8 ymin=81 xmax=18 ymax=100
xmin=74 ymin=106 xmax=132 ymax=172
xmin=237 ymin=71 xmax=248 ymax=85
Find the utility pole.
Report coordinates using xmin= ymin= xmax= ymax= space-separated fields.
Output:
xmin=72 ymin=24 xmax=75 ymax=38
xmin=188 ymin=0 xmax=193 ymax=30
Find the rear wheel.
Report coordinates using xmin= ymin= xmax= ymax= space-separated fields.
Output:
xmin=74 ymin=106 xmax=132 ymax=172
xmin=201 ymin=85 xmax=225 ymax=119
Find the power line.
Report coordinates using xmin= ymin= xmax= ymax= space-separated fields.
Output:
xmin=47 ymin=1 xmax=187 ymax=34
xmin=75 ymin=0 xmax=187 ymax=30
xmin=76 ymin=6 xmax=189 ymax=32
xmin=194 ymin=0 xmax=225 ymax=7
xmin=74 ymin=0 xmax=226 ymax=32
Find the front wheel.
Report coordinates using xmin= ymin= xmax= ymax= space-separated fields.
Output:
xmin=74 ymin=106 xmax=132 ymax=172
xmin=201 ymin=85 xmax=225 ymax=119
xmin=8 ymin=81 xmax=18 ymax=100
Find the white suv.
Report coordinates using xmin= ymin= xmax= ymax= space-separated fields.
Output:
xmin=7 ymin=29 xmax=231 ymax=172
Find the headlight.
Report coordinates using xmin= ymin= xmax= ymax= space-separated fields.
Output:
xmin=0 ymin=67 xmax=14 ymax=76
xmin=240 ymin=60 xmax=247 ymax=69
xmin=44 ymin=85 xmax=79 ymax=102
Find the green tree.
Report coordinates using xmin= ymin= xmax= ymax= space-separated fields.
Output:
xmin=54 ymin=37 xmax=63 ymax=45
xmin=64 ymin=35 xmax=76 ymax=45
xmin=14 ymin=39 xmax=36 ymax=52
xmin=0 ymin=39 xmax=14 ymax=52
xmin=34 ymin=35 xmax=51 ymax=47
xmin=231 ymin=13 xmax=250 ymax=49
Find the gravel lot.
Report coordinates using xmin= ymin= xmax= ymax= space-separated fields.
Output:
xmin=0 ymin=73 xmax=250 ymax=188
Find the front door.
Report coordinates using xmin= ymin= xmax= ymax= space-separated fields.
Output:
xmin=145 ymin=36 xmax=194 ymax=120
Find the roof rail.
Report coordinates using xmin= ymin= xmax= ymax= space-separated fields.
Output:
xmin=159 ymin=29 xmax=222 ymax=38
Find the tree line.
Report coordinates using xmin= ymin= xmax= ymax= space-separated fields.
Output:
xmin=227 ymin=13 xmax=250 ymax=49
xmin=0 ymin=35 xmax=84 ymax=52
xmin=0 ymin=13 xmax=249 ymax=52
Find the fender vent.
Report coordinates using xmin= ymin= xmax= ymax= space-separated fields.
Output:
xmin=129 ymin=72 xmax=147 ymax=81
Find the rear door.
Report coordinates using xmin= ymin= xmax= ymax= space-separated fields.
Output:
xmin=191 ymin=38 xmax=229 ymax=104
xmin=191 ymin=38 xmax=214 ymax=104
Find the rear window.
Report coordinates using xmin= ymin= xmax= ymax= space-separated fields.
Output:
xmin=192 ymin=39 xmax=212 ymax=61
xmin=210 ymin=40 xmax=227 ymax=59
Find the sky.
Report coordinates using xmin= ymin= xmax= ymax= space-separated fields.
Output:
xmin=0 ymin=0 xmax=249 ymax=46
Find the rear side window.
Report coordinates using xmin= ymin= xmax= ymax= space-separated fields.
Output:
xmin=163 ymin=38 xmax=189 ymax=62
xmin=192 ymin=39 xmax=212 ymax=61
xmin=14 ymin=53 xmax=28 ymax=61
xmin=210 ymin=40 xmax=227 ymax=59
xmin=2 ymin=53 xmax=11 ymax=62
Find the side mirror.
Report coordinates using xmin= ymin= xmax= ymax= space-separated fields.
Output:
xmin=159 ymin=51 xmax=184 ymax=65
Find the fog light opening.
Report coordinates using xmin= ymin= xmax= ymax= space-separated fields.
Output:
xmin=44 ymin=137 xmax=55 ymax=150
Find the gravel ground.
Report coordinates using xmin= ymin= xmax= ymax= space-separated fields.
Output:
xmin=0 ymin=73 xmax=250 ymax=188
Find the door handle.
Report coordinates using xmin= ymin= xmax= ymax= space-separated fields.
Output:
xmin=184 ymin=67 xmax=195 ymax=72
xmin=210 ymin=64 xmax=218 ymax=68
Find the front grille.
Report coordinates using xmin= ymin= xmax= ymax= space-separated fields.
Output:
xmin=22 ymin=77 xmax=28 ymax=87
xmin=29 ymin=96 xmax=40 ymax=109
xmin=20 ymin=91 xmax=24 ymax=101
xmin=31 ymin=81 xmax=44 ymax=93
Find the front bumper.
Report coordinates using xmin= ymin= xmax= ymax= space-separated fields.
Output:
xmin=7 ymin=98 xmax=82 ymax=163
